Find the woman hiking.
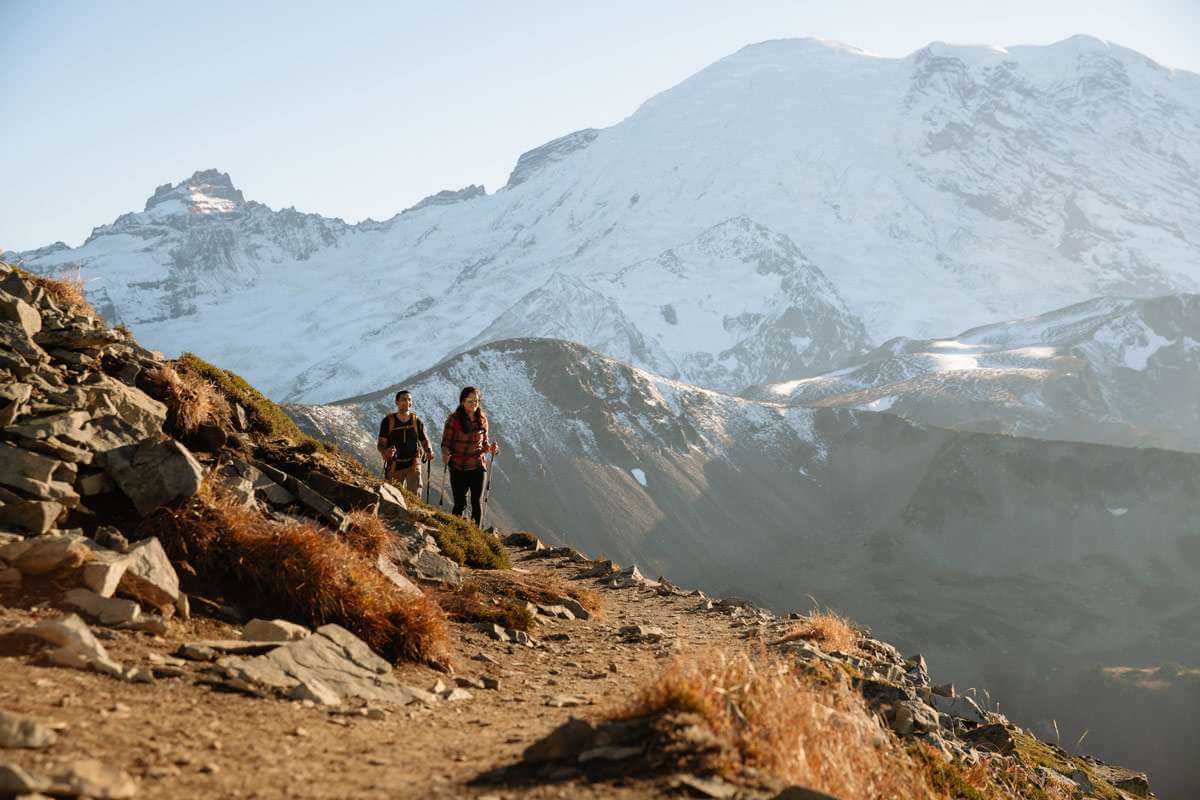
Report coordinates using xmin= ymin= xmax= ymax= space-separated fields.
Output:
xmin=440 ymin=386 xmax=500 ymax=526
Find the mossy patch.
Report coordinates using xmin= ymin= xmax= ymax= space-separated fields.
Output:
xmin=177 ymin=353 xmax=312 ymax=443
xmin=1011 ymin=730 xmax=1122 ymax=800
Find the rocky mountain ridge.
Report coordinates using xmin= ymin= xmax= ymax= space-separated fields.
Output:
xmin=745 ymin=292 xmax=1200 ymax=451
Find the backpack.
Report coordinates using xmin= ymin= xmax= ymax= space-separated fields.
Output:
xmin=385 ymin=413 xmax=424 ymax=463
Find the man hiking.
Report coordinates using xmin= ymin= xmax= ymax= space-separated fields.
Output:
xmin=440 ymin=386 xmax=500 ymax=526
xmin=378 ymin=390 xmax=432 ymax=493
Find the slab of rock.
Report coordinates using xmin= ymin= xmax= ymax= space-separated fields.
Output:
xmin=0 ymin=294 xmax=42 ymax=338
xmin=0 ymin=499 xmax=65 ymax=535
xmin=243 ymin=618 xmax=311 ymax=642
xmin=63 ymin=588 xmax=142 ymax=627
xmin=220 ymin=624 xmax=412 ymax=705
xmin=0 ymin=762 xmax=48 ymax=795
xmin=0 ymin=709 xmax=57 ymax=749
xmin=929 ymin=692 xmax=986 ymax=725
xmin=306 ymin=472 xmax=379 ymax=513
xmin=618 ymin=624 xmax=668 ymax=643
xmin=374 ymin=554 xmax=423 ymax=597
xmin=376 ymin=483 xmax=408 ymax=516
xmin=105 ymin=439 xmax=203 ymax=515
xmin=116 ymin=538 xmax=182 ymax=615
xmin=553 ymin=596 xmax=590 ymax=621
xmin=21 ymin=614 xmax=124 ymax=678
xmin=0 ymin=442 xmax=76 ymax=499
xmin=0 ymin=531 xmax=92 ymax=576
xmin=82 ymin=377 xmax=167 ymax=441
xmin=287 ymin=678 xmax=341 ymax=706
xmin=81 ymin=550 xmax=131 ymax=598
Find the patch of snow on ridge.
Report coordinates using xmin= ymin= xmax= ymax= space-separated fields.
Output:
xmin=1122 ymin=330 xmax=1174 ymax=371
xmin=630 ymin=468 xmax=647 ymax=487
xmin=1107 ymin=507 xmax=1128 ymax=516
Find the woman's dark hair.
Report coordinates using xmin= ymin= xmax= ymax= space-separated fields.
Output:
xmin=454 ymin=386 xmax=486 ymax=432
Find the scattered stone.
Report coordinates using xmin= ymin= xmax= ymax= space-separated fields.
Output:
xmin=771 ymin=787 xmax=841 ymax=800
xmin=80 ymin=550 xmax=131 ymax=598
xmin=619 ymin=624 xmax=667 ymax=643
xmin=175 ymin=644 xmax=218 ymax=662
xmin=0 ymin=709 xmax=57 ymax=749
xmin=480 ymin=676 xmax=500 ymax=690
xmin=0 ymin=762 xmax=48 ymax=795
xmin=1 ymin=531 xmax=91 ymax=576
xmin=0 ymin=499 xmax=64 ymax=535
xmin=242 ymin=618 xmax=311 ymax=642
xmin=442 ymin=688 xmax=473 ymax=702
xmin=673 ymin=773 xmax=738 ymax=798
xmin=474 ymin=622 xmax=509 ymax=642
xmin=62 ymin=588 xmax=142 ymax=627
xmin=554 ymin=596 xmax=590 ymax=621
xmin=51 ymin=762 xmax=138 ymax=796
xmin=116 ymin=538 xmax=182 ymax=615
xmin=928 ymin=692 xmax=986 ymax=725
xmin=545 ymin=695 xmax=590 ymax=708
xmin=576 ymin=560 xmax=618 ymax=579
xmin=455 ymin=676 xmax=486 ymax=690
xmin=21 ymin=614 xmax=124 ymax=678
xmin=375 ymin=483 xmax=408 ymax=516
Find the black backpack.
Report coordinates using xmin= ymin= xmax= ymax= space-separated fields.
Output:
xmin=385 ymin=413 xmax=424 ymax=463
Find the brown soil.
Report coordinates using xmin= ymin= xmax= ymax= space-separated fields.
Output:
xmin=0 ymin=546 xmax=764 ymax=799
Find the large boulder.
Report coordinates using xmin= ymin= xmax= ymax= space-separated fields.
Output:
xmin=105 ymin=439 xmax=203 ymax=515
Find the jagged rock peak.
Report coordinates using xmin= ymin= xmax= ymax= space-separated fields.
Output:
xmin=143 ymin=169 xmax=245 ymax=215
xmin=504 ymin=129 xmax=599 ymax=189
xmin=401 ymin=185 xmax=486 ymax=215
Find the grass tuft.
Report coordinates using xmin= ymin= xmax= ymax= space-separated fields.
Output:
xmin=341 ymin=510 xmax=393 ymax=558
xmin=143 ymin=363 xmax=230 ymax=435
xmin=771 ymin=609 xmax=861 ymax=654
xmin=616 ymin=648 xmax=939 ymax=797
xmin=177 ymin=352 xmax=314 ymax=444
xmin=13 ymin=265 xmax=98 ymax=318
xmin=145 ymin=487 xmax=449 ymax=665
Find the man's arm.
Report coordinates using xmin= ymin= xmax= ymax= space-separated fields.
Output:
xmin=417 ymin=418 xmax=433 ymax=460
xmin=377 ymin=417 xmax=393 ymax=460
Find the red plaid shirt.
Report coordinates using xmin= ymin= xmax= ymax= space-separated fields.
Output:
xmin=441 ymin=412 xmax=491 ymax=470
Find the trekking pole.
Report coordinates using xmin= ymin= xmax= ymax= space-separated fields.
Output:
xmin=478 ymin=451 xmax=498 ymax=531
xmin=437 ymin=459 xmax=449 ymax=508
xmin=427 ymin=453 xmax=436 ymax=503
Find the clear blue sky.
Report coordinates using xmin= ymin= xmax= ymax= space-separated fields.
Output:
xmin=2 ymin=0 xmax=1197 ymax=252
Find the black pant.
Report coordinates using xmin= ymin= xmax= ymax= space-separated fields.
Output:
xmin=449 ymin=466 xmax=485 ymax=525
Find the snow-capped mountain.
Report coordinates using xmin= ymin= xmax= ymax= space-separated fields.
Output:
xmin=745 ymin=293 xmax=1200 ymax=451
xmin=15 ymin=35 xmax=1200 ymax=402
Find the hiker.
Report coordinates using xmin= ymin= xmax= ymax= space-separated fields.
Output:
xmin=377 ymin=390 xmax=433 ymax=493
xmin=440 ymin=386 xmax=500 ymax=525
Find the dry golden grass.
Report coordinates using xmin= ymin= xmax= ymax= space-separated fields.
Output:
xmin=144 ymin=363 xmax=230 ymax=435
xmin=617 ymin=648 xmax=940 ymax=799
xmin=146 ymin=488 xmax=449 ymax=665
xmin=432 ymin=569 xmax=605 ymax=631
xmin=13 ymin=267 xmax=98 ymax=318
xmin=770 ymin=609 xmax=861 ymax=654
xmin=466 ymin=569 xmax=603 ymax=618
xmin=341 ymin=510 xmax=393 ymax=558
